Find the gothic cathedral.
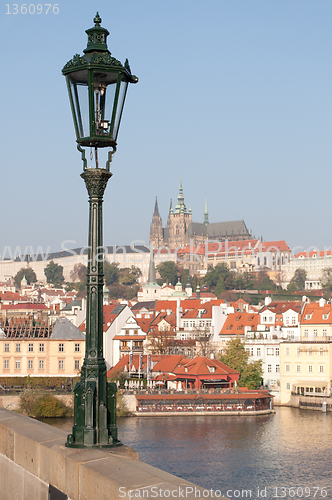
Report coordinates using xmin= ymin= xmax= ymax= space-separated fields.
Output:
xmin=150 ymin=180 xmax=252 ymax=250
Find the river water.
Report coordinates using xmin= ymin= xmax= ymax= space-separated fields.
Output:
xmin=47 ymin=408 xmax=332 ymax=499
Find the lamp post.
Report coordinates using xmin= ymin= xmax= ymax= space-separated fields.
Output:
xmin=62 ymin=13 xmax=138 ymax=448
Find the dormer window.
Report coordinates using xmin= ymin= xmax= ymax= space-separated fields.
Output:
xmin=323 ymin=314 xmax=328 ymax=320
xmin=208 ymin=366 xmax=216 ymax=373
xmin=305 ymin=314 xmax=312 ymax=320
xmin=185 ymin=367 xmax=188 ymax=373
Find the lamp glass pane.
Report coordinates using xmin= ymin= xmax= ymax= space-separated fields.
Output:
xmin=113 ymin=79 xmax=128 ymax=141
xmin=69 ymin=75 xmax=89 ymax=138
xmin=93 ymin=71 xmax=118 ymax=137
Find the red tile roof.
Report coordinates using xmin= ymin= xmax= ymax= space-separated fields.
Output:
xmin=220 ymin=312 xmax=259 ymax=336
xmin=301 ymin=303 xmax=332 ymax=325
xmin=173 ymin=356 xmax=240 ymax=376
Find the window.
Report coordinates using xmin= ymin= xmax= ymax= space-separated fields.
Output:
xmin=28 ymin=360 xmax=33 ymax=370
xmin=285 ymin=364 xmax=291 ymax=372
xmin=276 ymin=364 xmax=280 ymax=373
xmin=275 ymin=348 xmax=280 ymax=356
xmin=183 ymin=321 xmax=188 ymax=327
xmin=3 ymin=359 xmax=9 ymax=369
xmin=28 ymin=343 xmax=34 ymax=352
xmin=39 ymin=343 xmax=44 ymax=353
xmin=15 ymin=359 xmax=21 ymax=370
xmin=320 ymin=348 xmax=324 ymax=356
xmin=323 ymin=329 xmax=327 ymax=337
xmin=4 ymin=343 xmax=9 ymax=352
xmin=296 ymin=365 xmax=301 ymax=373
xmin=308 ymin=365 xmax=313 ymax=373
xmin=39 ymin=359 xmax=44 ymax=370
xmin=308 ymin=349 xmax=313 ymax=356
xmin=75 ymin=343 xmax=80 ymax=352
xmin=267 ymin=348 xmax=274 ymax=356
xmin=58 ymin=360 xmax=64 ymax=370
xmin=319 ymin=365 xmax=324 ymax=373
xmin=75 ymin=360 xmax=80 ymax=370
xmin=208 ymin=366 xmax=216 ymax=373
xmin=286 ymin=383 xmax=291 ymax=390
xmin=58 ymin=343 xmax=64 ymax=353
xmin=323 ymin=314 xmax=328 ymax=320
xmin=292 ymin=317 xmax=296 ymax=325
xmin=304 ymin=329 xmax=308 ymax=337
xmin=313 ymin=329 xmax=318 ymax=337
xmin=15 ymin=343 xmax=21 ymax=353
xmin=257 ymin=348 xmax=261 ymax=356
xmin=267 ymin=365 xmax=272 ymax=373
xmin=296 ymin=348 xmax=301 ymax=356
xmin=285 ymin=347 xmax=290 ymax=356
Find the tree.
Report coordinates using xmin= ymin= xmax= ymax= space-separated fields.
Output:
xmin=70 ymin=263 xmax=87 ymax=282
xmin=156 ymin=261 xmax=179 ymax=286
xmin=219 ymin=338 xmax=263 ymax=389
xmin=44 ymin=261 xmax=64 ymax=287
xmin=119 ymin=266 xmax=141 ymax=285
xmin=321 ymin=268 xmax=332 ymax=299
xmin=14 ymin=268 xmax=37 ymax=288
xmin=104 ymin=261 xmax=120 ymax=286
xmin=289 ymin=268 xmax=307 ymax=291
xmin=255 ymin=271 xmax=276 ymax=291
xmin=205 ymin=263 xmax=231 ymax=290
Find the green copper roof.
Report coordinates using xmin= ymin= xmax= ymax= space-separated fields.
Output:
xmin=174 ymin=178 xmax=188 ymax=214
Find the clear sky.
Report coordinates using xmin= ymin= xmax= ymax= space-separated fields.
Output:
xmin=1 ymin=0 xmax=331 ymax=257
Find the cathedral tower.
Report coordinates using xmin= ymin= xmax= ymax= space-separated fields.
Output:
xmin=149 ymin=197 xmax=164 ymax=248
xmin=165 ymin=179 xmax=192 ymax=249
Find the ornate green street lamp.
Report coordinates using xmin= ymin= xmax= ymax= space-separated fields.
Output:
xmin=62 ymin=13 xmax=138 ymax=448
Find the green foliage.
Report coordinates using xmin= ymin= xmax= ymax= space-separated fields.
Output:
xmin=289 ymin=268 xmax=307 ymax=291
xmin=70 ymin=263 xmax=87 ymax=283
xmin=156 ymin=261 xmax=179 ymax=286
xmin=205 ymin=264 xmax=231 ymax=289
xmin=18 ymin=391 xmax=36 ymax=416
xmin=204 ymin=265 xmax=256 ymax=296
xmin=240 ymin=359 xmax=263 ymax=389
xmin=219 ymin=337 xmax=248 ymax=373
xmin=108 ymin=369 xmax=128 ymax=388
xmin=0 ymin=376 xmax=76 ymax=390
xmin=321 ymin=268 xmax=332 ymax=299
xmin=18 ymin=392 xmax=69 ymax=417
xmin=44 ymin=261 xmax=64 ymax=287
xmin=104 ymin=261 xmax=120 ymax=285
xmin=255 ymin=272 xmax=276 ymax=291
xmin=14 ymin=267 xmax=37 ymax=288
xmin=219 ymin=338 xmax=263 ymax=389
xmin=119 ymin=266 xmax=141 ymax=285
xmin=116 ymin=392 xmax=130 ymax=417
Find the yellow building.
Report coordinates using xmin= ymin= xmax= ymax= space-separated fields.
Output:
xmin=280 ymin=340 xmax=332 ymax=404
xmin=0 ymin=318 xmax=85 ymax=377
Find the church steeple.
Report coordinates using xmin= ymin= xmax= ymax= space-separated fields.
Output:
xmin=174 ymin=178 xmax=187 ymax=214
xmin=204 ymin=195 xmax=209 ymax=226
xmin=150 ymin=197 xmax=163 ymax=249
xmin=147 ymin=253 xmax=158 ymax=285
xmin=153 ymin=197 xmax=160 ymax=217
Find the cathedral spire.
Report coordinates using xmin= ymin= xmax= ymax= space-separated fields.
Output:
xmin=204 ymin=195 xmax=209 ymax=226
xmin=175 ymin=178 xmax=187 ymax=214
xmin=153 ymin=197 xmax=160 ymax=217
xmin=147 ymin=252 xmax=158 ymax=285
xmin=169 ymin=199 xmax=173 ymax=215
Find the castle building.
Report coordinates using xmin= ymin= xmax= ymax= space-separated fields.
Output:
xmin=150 ymin=180 xmax=252 ymax=250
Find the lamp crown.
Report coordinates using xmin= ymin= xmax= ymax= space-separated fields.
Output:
xmin=84 ymin=13 xmax=110 ymax=54
xmin=94 ymin=12 xmax=102 ymax=26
